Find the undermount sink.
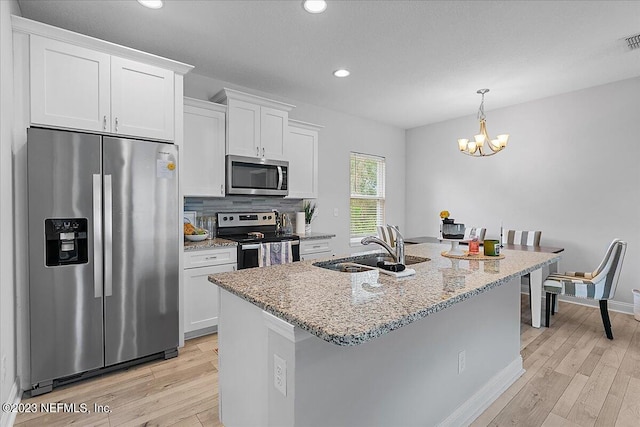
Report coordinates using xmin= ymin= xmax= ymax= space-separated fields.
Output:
xmin=313 ymin=253 xmax=430 ymax=273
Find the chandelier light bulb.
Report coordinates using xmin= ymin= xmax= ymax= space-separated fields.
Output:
xmin=456 ymin=89 xmax=509 ymax=157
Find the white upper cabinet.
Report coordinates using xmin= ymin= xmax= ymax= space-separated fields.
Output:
xmin=212 ymin=88 xmax=294 ymax=160
xmin=17 ymin=17 xmax=193 ymax=141
xmin=260 ymin=107 xmax=288 ymax=160
xmin=286 ymin=119 xmax=322 ymax=199
xmin=110 ymin=57 xmax=175 ymax=141
xmin=30 ymin=35 xmax=111 ymax=132
xmin=226 ymin=99 xmax=261 ymax=157
xmin=183 ymin=98 xmax=226 ymax=197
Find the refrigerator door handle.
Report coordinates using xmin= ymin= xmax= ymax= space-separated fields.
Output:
xmin=93 ymin=174 xmax=103 ymax=298
xmin=104 ymin=174 xmax=113 ymax=297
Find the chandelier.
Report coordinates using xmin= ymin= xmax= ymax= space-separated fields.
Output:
xmin=457 ymin=89 xmax=509 ymax=157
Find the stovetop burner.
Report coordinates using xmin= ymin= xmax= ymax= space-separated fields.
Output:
xmin=216 ymin=211 xmax=300 ymax=244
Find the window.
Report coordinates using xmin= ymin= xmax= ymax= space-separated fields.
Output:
xmin=350 ymin=152 xmax=385 ymax=241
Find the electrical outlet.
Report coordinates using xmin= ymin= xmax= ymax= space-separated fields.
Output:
xmin=333 ymin=208 xmax=339 ymax=217
xmin=458 ymin=350 xmax=466 ymax=374
xmin=274 ymin=354 xmax=287 ymax=396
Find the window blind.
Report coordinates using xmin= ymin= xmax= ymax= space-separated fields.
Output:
xmin=350 ymin=152 xmax=386 ymax=238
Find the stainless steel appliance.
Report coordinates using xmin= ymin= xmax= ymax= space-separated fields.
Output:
xmin=27 ymin=128 xmax=179 ymax=396
xmin=217 ymin=212 xmax=300 ymax=269
xmin=226 ymin=155 xmax=289 ymax=196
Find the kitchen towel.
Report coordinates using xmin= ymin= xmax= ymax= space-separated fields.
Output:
xmin=295 ymin=212 xmax=305 ymax=235
xmin=258 ymin=241 xmax=293 ymax=267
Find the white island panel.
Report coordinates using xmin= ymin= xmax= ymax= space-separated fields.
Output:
xmin=219 ymin=277 xmax=522 ymax=427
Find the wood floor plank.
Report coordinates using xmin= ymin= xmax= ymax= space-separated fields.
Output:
xmin=614 ymin=376 xmax=640 ymax=426
xmin=618 ymin=320 xmax=640 ymax=380
xmin=595 ymin=371 xmax=630 ymax=427
xmin=541 ymin=412 xmax=582 ymax=427
xmin=196 ymin=406 xmax=221 ymax=427
xmin=565 ymin=363 xmax=618 ymax=426
xmin=554 ymin=316 xmax=602 ymax=376
xmin=168 ymin=414 xmax=203 ymax=427
xmin=490 ymin=366 xmax=573 ymax=427
xmin=550 ymin=373 xmax=589 ymax=418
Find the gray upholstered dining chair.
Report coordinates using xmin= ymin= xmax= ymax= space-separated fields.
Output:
xmin=463 ymin=227 xmax=486 ymax=242
xmin=543 ymin=239 xmax=627 ymax=339
xmin=502 ymin=230 xmax=542 ymax=247
xmin=503 ymin=229 xmax=542 ymax=306
xmin=377 ymin=225 xmax=398 ymax=247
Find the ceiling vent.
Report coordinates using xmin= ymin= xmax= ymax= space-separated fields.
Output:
xmin=626 ymin=33 xmax=640 ymax=50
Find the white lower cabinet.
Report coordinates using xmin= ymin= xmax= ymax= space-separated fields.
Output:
xmin=183 ymin=247 xmax=237 ymax=339
xmin=300 ymin=239 xmax=332 ymax=261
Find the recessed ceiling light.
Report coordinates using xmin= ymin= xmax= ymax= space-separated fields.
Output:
xmin=137 ymin=0 xmax=163 ymax=9
xmin=303 ymin=0 xmax=327 ymax=14
xmin=333 ymin=69 xmax=350 ymax=78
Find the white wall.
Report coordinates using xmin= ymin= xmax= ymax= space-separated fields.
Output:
xmin=1 ymin=0 xmax=22 ymax=422
xmin=184 ymin=73 xmax=406 ymax=257
xmin=406 ymin=77 xmax=640 ymax=307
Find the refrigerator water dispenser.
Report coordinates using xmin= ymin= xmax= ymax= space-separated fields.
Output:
xmin=44 ymin=218 xmax=88 ymax=266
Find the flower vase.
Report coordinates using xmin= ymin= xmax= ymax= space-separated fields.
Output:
xmin=305 ymin=223 xmax=311 ymax=235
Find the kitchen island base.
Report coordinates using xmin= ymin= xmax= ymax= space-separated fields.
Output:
xmin=217 ymin=278 xmax=523 ymax=427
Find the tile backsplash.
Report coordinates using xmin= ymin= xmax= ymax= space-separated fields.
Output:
xmin=185 ymin=196 xmax=304 ymax=221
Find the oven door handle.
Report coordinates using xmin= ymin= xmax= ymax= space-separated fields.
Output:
xmin=241 ymin=244 xmax=260 ymax=250
xmin=240 ymin=240 xmax=299 ymax=250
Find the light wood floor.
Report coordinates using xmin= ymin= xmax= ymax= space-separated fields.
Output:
xmin=15 ymin=296 xmax=640 ymax=426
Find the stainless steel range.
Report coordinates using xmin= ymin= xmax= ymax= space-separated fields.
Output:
xmin=217 ymin=212 xmax=300 ymax=269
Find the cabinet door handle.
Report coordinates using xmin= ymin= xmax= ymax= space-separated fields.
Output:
xmin=115 ymin=117 xmax=119 ymax=133
xmin=103 ymin=115 xmax=107 ymax=130
xmin=262 ymin=147 xmax=265 ymax=157
xmin=220 ymin=184 xmax=224 ymax=195
xmin=256 ymin=146 xmax=260 ymax=157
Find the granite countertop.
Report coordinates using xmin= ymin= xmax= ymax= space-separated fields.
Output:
xmin=184 ymin=238 xmax=237 ymax=251
xmin=208 ymin=242 xmax=560 ymax=346
xmin=299 ymin=232 xmax=336 ymax=240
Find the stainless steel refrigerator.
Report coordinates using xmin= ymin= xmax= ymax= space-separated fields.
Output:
xmin=27 ymin=127 xmax=179 ymax=395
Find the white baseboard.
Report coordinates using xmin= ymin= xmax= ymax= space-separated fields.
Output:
xmin=439 ymin=357 xmax=524 ymax=427
xmin=1 ymin=378 xmax=21 ymax=427
xmin=520 ymin=286 xmax=635 ymax=316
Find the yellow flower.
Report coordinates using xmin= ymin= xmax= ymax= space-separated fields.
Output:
xmin=167 ymin=162 xmax=176 ymax=171
xmin=440 ymin=210 xmax=450 ymax=219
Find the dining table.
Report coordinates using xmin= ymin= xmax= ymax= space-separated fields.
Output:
xmin=405 ymin=236 xmax=565 ymax=328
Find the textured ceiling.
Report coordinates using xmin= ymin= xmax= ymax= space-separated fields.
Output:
xmin=17 ymin=0 xmax=640 ymax=129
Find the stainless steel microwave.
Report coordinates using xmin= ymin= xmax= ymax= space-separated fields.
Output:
xmin=226 ymin=155 xmax=289 ymax=196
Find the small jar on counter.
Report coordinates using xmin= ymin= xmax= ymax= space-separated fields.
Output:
xmin=468 ymin=236 xmax=480 ymax=255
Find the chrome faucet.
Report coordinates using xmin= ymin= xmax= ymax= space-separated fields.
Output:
xmin=360 ymin=224 xmax=405 ymax=265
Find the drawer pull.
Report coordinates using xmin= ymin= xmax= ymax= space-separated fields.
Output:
xmin=313 ymin=245 xmax=322 ymax=249
xmin=204 ymin=256 xmax=217 ymax=260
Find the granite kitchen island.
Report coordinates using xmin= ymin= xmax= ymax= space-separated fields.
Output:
xmin=209 ymin=242 xmax=560 ymax=427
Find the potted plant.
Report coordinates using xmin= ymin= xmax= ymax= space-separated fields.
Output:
xmin=303 ymin=201 xmax=316 ymax=235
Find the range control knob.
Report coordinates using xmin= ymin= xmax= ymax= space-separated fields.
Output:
xmin=262 ymin=216 xmax=267 ymax=220
xmin=223 ymin=216 xmax=228 ymax=221
xmin=268 ymin=215 xmax=272 ymax=220
xmin=229 ymin=216 xmax=234 ymax=221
